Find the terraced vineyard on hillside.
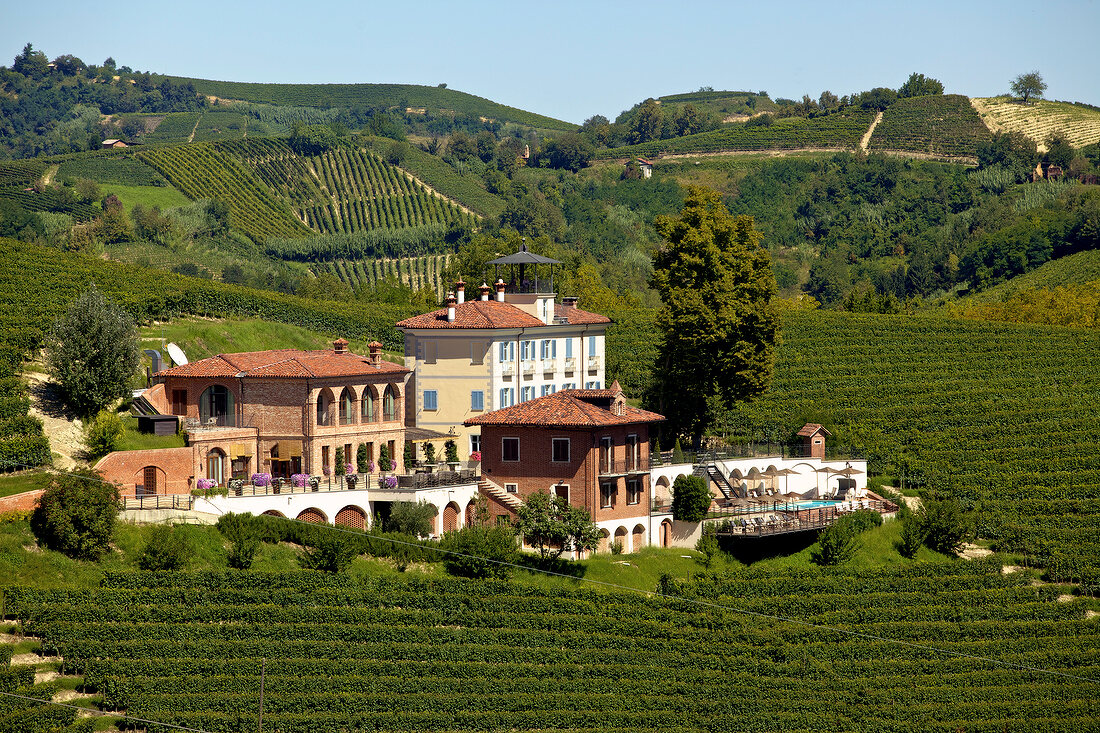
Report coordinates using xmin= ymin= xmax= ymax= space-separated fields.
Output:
xmin=315 ymin=254 xmax=452 ymax=295
xmin=4 ymin=568 xmax=1098 ymax=732
xmin=167 ymin=77 xmax=575 ymax=130
xmin=869 ymin=94 xmax=991 ymax=158
xmin=137 ymin=143 xmax=311 ymax=242
xmin=593 ymin=109 xmax=875 ymax=159
xmin=728 ymin=310 xmax=1100 ymax=583
xmin=971 ymin=97 xmax=1100 ymax=150
xmin=216 ymin=138 xmax=477 ymax=235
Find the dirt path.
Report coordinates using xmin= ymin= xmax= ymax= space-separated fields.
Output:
xmin=24 ymin=372 xmax=84 ymax=470
xmin=187 ymin=111 xmax=203 ymax=143
xmin=860 ymin=111 xmax=884 ymax=152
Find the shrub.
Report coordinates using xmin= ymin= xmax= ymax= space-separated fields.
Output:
xmin=423 ymin=442 xmax=436 ymax=464
xmin=356 ymin=444 xmax=370 ymax=473
xmin=335 ymin=447 xmax=345 ymax=475
xmin=897 ymin=515 xmax=926 ymax=559
xmin=695 ymin=524 xmax=721 ymax=568
xmin=250 ymin=473 xmax=271 ymax=487
xmin=299 ymin=528 xmax=359 ymax=573
xmin=810 ymin=519 xmax=858 ymax=566
xmin=217 ymin=512 xmax=262 ymax=569
xmin=440 ymin=525 xmax=517 ymax=579
xmin=918 ymin=498 xmax=973 ymax=555
xmin=444 ymin=439 xmax=458 ymax=463
xmin=379 ymin=444 xmax=391 ymax=472
xmin=31 ymin=468 xmax=118 ymax=561
xmin=83 ymin=410 xmax=124 ymax=459
xmin=671 ymin=475 xmax=711 ymax=522
xmin=386 ymin=501 xmax=437 ymax=537
xmin=138 ymin=525 xmax=193 ymax=571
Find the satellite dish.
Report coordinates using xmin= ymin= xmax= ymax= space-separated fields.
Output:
xmin=165 ymin=343 xmax=188 ymax=366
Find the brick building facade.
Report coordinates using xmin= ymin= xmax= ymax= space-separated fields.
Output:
xmin=97 ymin=340 xmax=411 ymax=496
xmin=466 ymin=382 xmax=664 ymax=552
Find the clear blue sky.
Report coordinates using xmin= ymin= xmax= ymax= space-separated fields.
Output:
xmin=5 ymin=0 xmax=1098 ymax=124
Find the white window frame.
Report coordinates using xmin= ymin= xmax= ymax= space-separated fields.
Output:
xmin=540 ymin=339 xmax=556 ymax=360
xmin=423 ymin=390 xmax=438 ymax=411
xmin=521 ymin=340 xmax=535 ymax=361
xmin=499 ymin=387 xmax=514 ymax=408
xmin=499 ymin=341 xmax=514 ymax=362
xmin=505 ymin=483 xmax=518 ymax=494
xmin=626 ymin=478 xmax=641 ymax=505
xmin=502 ymin=437 xmax=520 ymax=462
xmin=521 ymin=386 xmax=534 ymax=402
xmin=552 ymin=437 xmax=571 ymax=463
xmin=470 ymin=434 xmax=481 ymax=455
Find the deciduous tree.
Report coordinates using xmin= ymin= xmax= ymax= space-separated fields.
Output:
xmin=1010 ymin=71 xmax=1047 ymax=105
xmin=514 ymin=490 xmax=600 ymax=560
xmin=649 ymin=187 xmax=778 ymax=442
xmin=671 ymin=474 xmax=711 ymax=522
xmin=898 ymin=72 xmax=944 ymax=98
xmin=31 ymin=468 xmax=119 ymax=560
xmin=44 ymin=286 xmax=141 ymax=417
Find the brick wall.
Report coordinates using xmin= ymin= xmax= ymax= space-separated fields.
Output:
xmin=479 ymin=424 xmax=651 ymax=522
xmin=0 ymin=489 xmax=45 ymax=513
xmin=95 ymin=447 xmax=194 ymax=496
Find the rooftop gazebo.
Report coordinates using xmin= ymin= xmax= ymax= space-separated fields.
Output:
xmin=486 ymin=241 xmax=560 ymax=295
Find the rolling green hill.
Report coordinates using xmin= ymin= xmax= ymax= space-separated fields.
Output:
xmin=5 ymin=569 xmax=1098 ymax=732
xmin=972 ymin=97 xmax=1100 ymax=150
xmin=869 ymin=94 xmax=991 ymax=159
xmin=726 ymin=309 xmax=1100 ymax=577
xmin=593 ymin=108 xmax=875 ymax=159
xmin=168 ymin=77 xmax=575 ymax=130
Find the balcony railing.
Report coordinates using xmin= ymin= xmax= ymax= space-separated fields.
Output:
xmin=541 ymin=359 xmax=556 ymax=374
xmin=564 ymin=357 xmax=576 ymax=371
xmin=501 ymin=363 xmax=515 ymax=377
xmin=597 ymin=457 xmax=650 ymax=476
xmin=521 ymin=361 xmax=535 ymax=376
xmin=121 ymin=494 xmax=194 ymax=511
xmin=587 ymin=356 xmax=600 ymax=371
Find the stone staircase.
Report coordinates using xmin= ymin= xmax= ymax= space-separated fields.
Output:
xmin=478 ymin=477 xmax=524 ymax=509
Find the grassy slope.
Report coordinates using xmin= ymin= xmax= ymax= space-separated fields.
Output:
xmin=97 ymin=183 xmax=191 ymax=213
xmin=971 ymin=96 xmax=1100 ymax=149
xmin=965 ymin=249 xmax=1100 ymax=300
xmin=169 ymin=77 xmax=575 ymax=131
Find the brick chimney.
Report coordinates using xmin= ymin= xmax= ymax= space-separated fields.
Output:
xmin=333 ymin=338 xmax=349 ymax=355
xmin=495 ymin=278 xmax=506 ymax=302
xmin=479 ymin=282 xmax=491 ymax=301
xmin=455 ymin=279 xmax=466 ymax=304
xmin=368 ymin=341 xmax=382 ymax=366
xmin=560 ymin=296 xmax=578 ymax=321
xmin=446 ymin=291 xmax=457 ymax=322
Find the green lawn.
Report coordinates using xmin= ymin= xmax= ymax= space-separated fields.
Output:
xmin=0 ymin=471 xmax=50 ymax=500
xmin=114 ymin=415 xmax=186 ymax=452
xmin=98 ymin=183 xmax=191 ymax=213
xmin=140 ymin=316 xmax=405 ymax=364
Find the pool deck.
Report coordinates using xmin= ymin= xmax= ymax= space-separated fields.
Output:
xmin=710 ymin=499 xmax=899 ymax=538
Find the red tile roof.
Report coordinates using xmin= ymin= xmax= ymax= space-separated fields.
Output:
xmin=797 ymin=423 xmax=831 ymax=437
xmin=555 ymin=305 xmax=611 ymax=325
xmin=396 ymin=301 xmax=546 ymax=329
xmin=465 ymin=389 xmax=664 ymax=429
xmin=156 ymin=349 xmax=407 ymax=379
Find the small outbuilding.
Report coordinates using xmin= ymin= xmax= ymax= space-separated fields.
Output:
xmin=796 ymin=423 xmax=831 ymax=460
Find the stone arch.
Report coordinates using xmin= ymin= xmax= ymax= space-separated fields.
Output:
xmin=297 ymin=507 xmax=327 ymax=524
xmin=361 ymin=385 xmax=379 ymax=423
xmin=339 ymin=386 xmax=357 ymax=425
xmin=660 ymin=519 xmax=672 ymax=548
xmin=383 ymin=384 xmax=400 ymax=422
xmin=442 ymin=502 xmax=461 ymax=533
xmin=316 ymin=387 xmax=335 ymax=426
xmin=423 ymin=503 xmax=439 ymax=535
xmin=655 ymin=476 xmax=672 ymax=504
xmin=199 ymin=384 xmax=236 ymax=426
xmin=613 ymin=526 xmax=628 ymax=551
xmin=598 ymin=528 xmax=611 ymax=554
xmin=335 ymin=505 xmax=366 ymax=530
xmin=465 ymin=499 xmax=477 ymax=527
xmin=262 ymin=509 xmax=286 ymax=518
xmin=631 ymin=524 xmax=645 ymax=553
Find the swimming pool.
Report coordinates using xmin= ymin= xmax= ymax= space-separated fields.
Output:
xmin=793 ymin=500 xmax=842 ymax=510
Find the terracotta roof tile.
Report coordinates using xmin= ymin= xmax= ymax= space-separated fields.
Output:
xmin=797 ymin=423 xmax=830 ymax=437
xmin=396 ymin=300 xmax=546 ymax=329
xmin=555 ymin=305 xmax=611 ymax=325
xmin=465 ymin=390 xmax=664 ymax=429
xmin=156 ymin=349 xmax=407 ymax=379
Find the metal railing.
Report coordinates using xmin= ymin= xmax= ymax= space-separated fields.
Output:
xmin=650 ymin=444 xmax=866 ymax=467
xmin=597 ymin=457 xmax=650 ymax=476
xmin=121 ymin=494 xmax=194 ymax=511
xmin=226 ymin=475 xmax=374 ymax=497
xmin=653 ymin=499 xmax=897 ymax=522
xmin=394 ymin=469 xmax=478 ymax=490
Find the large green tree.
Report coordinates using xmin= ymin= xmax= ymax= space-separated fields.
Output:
xmin=44 ymin=285 xmax=141 ymax=417
xmin=898 ymin=72 xmax=944 ymax=98
xmin=514 ymin=490 xmax=600 ymax=561
xmin=31 ymin=468 xmax=119 ymax=560
xmin=649 ymin=187 xmax=778 ymax=442
xmin=1010 ymin=71 xmax=1047 ymax=104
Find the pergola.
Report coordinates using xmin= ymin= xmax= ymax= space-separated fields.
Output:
xmin=486 ymin=242 xmax=561 ymax=294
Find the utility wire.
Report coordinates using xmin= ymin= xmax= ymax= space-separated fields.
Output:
xmin=0 ymin=689 xmax=214 ymax=733
xmin=6 ymin=460 xmax=1100 ymax=688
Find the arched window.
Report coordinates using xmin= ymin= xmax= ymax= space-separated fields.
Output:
xmin=339 ymin=387 xmax=356 ymax=425
xmin=383 ymin=385 xmax=398 ymax=421
xmin=199 ymin=385 xmax=235 ymax=427
xmin=361 ymin=387 xmax=376 ymax=423
xmin=316 ymin=390 xmax=332 ymax=426
xmin=207 ymin=449 xmax=226 ymax=485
